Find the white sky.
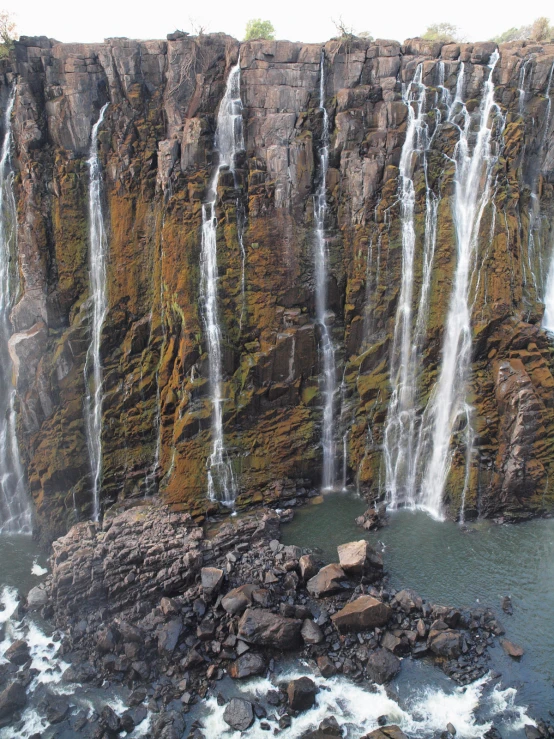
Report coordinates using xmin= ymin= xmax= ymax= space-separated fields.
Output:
xmin=5 ymin=0 xmax=552 ymax=45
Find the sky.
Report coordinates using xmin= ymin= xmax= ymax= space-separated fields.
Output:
xmin=4 ymin=0 xmax=553 ymax=45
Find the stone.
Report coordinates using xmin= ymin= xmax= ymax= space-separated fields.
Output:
xmin=228 ymin=653 xmax=266 ymax=679
xmin=428 ymin=629 xmax=462 ymax=659
xmin=317 ymin=655 xmax=336 ymax=677
xmin=331 ymin=596 xmax=392 ymax=633
xmin=223 ymin=698 xmax=254 ymax=732
xmin=501 ymin=639 xmax=524 ymax=658
xmin=307 ymin=564 xmax=347 ymax=597
xmin=447 ymin=723 xmax=456 ymax=735
xmin=157 ymin=618 xmax=182 ymax=656
xmin=393 ymin=589 xmax=422 ymax=613
xmin=46 ymin=696 xmax=70 ymax=724
xmin=201 ymin=567 xmax=224 ymax=597
xmin=0 ymin=681 xmax=27 ymax=720
xmin=362 ymin=727 xmax=408 ymax=739
xmin=337 ymin=540 xmax=383 ymax=577
xmin=302 ymin=716 xmax=343 ymax=738
xmin=365 ymin=648 xmax=401 ymax=684
xmin=3 ymin=639 xmax=30 ymax=666
xmin=238 ymin=608 xmax=302 ymax=650
xmin=299 ymin=554 xmax=318 ymax=581
xmin=221 ymin=584 xmax=257 ymax=614
xmin=26 ymin=586 xmax=48 ymax=610
xmin=301 ymin=619 xmax=324 ymax=644
xmin=501 ymin=596 xmax=513 ymax=615
xmin=286 ymin=677 xmax=318 ymax=711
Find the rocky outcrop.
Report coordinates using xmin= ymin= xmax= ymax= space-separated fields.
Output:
xmin=3 ymin=33 xmax=554 ymax=538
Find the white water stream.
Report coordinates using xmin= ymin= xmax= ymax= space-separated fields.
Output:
xmin=84 ymin=103 xmax=109 ymax=522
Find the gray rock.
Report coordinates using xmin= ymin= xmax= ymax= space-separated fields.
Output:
xmin=223 ymin=698 xmax=254 ymax=731
xmin=3 ymin=639 xmax=30 ymax=666
xmin=365 ymin=648 xmax=401 ymax=684
xmin=201 ymin=567 xmax=224 ymax=597
xmin=0 ymin=681 xmax=27 ymax=720
xmin=307 ymin=564 xmax=347 ymax=597
xmin=301 ymin=619 xmax=324 ymax=644
xmin=27 ymin=586 xmax=48 ymax=610
xmin=287 ymin=676 xmax=318 ymax=711
xmin=228 ymin=652 xmax=266 ymax=679
xmin=157 ymin=618 xmax=182 ymax=655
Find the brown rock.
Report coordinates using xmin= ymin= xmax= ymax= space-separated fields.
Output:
xmin=317 ymin=655 xmax=336 ymax=677
xmin=238 ymin=608 xmax=302 ymax=650
xmin=286 ymin=676 xmax=318 ymax=711
xmin=221 ymin=584 xmax=257 ymax=615
xmin=501 ymin=639 xmax=524 ymax=658
xmin=331 ymin=596 xmax=392 ymax=633
xmin=365 ymin=648 xmax=401 ymax=684
xmin=307 ymin=564 xmax=347 ymax=597
xmin=201 ymin=567 xmax=224 ymax=596
xmin=362 ymin=726 xmax=408 ymax=739
xmin=428 ymin=629 xmax=462 ymax=659
xmin=337 ymin=540 xmax=383 ymax=577
xmin=299 ymin=554 xmax=318 ymax=581
xmin=301 ymin=619 xmax=324 ymax=644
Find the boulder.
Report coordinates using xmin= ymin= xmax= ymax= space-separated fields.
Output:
xmin=157 ymin=618 xmax=182 ymax=656
xmin=362 ymin=727 xmax=408 ymax=739
xmin=302 ymin=716 xmax=343 ymax=738
xmin=393 ymin=589 xmax=422 ymax=613
xmin=45 ymin=696 xmax=70 ymax=724
xmin=337 ymin=540 xmax=383 ymax=578
xmin=428 ymin=629 xmax=462 ymax=659
xmin=287 ymin=677 xmax=318 ymax=711
xmin=27 ymin=586 xmax=48 ymax=610
xmin=0 ymin=681 xmax=27 ymax=720
xmin=3 ymin=639 xmax=30 ymax=666
xmin=307 ymin=564 xmax=347 ymax=597
xmin=301 ymin=619 xmax=324 ymax=644
xmin=201 ymin=567 xmax=224 ymax=597
xmin=331 ymin=596 xmax=392 ymax=633
xmin=221 ymin=584 xmax=257 ymax=614
xmin=317 ymin=655 xmax=336 ymax=677
xmin=238 ymin=609 xmax=302 ymax=650
xmin=501 ymin=639 xmax=524 ymax=658
xmin=299 ymin=554 xmax=318 ymax=580
xmin=228 ymin=653 xmax=266 ymax=679
xmin=223 ymin=698 xmax=254 ymax=731
xmin=365 ymin=648 xmax=401 ymax=684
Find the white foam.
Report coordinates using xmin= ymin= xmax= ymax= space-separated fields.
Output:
xmin=31 ymin=559 xmax=47 ymax=576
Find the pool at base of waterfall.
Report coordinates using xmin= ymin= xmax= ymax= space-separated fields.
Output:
xmin=281 ymin=491 xmax=554 ymax=728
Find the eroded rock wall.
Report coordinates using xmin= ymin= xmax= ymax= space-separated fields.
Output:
xmin=3 ymin=33 xmax=554 ymax=540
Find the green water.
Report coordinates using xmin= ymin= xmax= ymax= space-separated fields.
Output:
xmin=0 ymin=535 xmax=46 ymax=595
xmin=282 ymin=492 xmax=554 ymax=720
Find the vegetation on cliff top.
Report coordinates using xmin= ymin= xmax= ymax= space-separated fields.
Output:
xmin=492 ymin=16 xmax=554 ymax=43
xmin=244 ymin=19 xmax=275 ymax=41
xmin=0 ymin=10 xmax=17 ymax=58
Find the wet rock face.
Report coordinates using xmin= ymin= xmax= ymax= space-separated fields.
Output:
xmin=4 ymin=34 xmax=554 ymax=537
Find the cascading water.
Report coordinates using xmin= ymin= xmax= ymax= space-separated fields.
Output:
xmin=538 ymin=63 xmax=554 ymax=330
xmin=314 ymin=51 xmax=337 ymax=491
xmin=84 ymin=103 xmax=109 ymax=522
xmin=418 ymin=51 xmax=502 ymax=518
xmin=383 ymin=65 xmax=432 ymax=509
xmin=0 ymin=90 xmax=32 ymax=535
xmin=201 ymin=62 xmax=243 ymax=506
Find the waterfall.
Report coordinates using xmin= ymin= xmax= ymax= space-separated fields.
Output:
xmin=0 ymin=90 xmax=32 ymax=535
xmin=84 ymin=103 xmax=109 ymax=522
xmin=314 ymin=50 xmax=337 ymax=490
xmin=418 ymin=51 xmax=502 ymax=518
xmin=201 ymin=61 xmax=243 ymax=506
xmin=538 ymin=63 xmax=554 ymax=330
xmin=383 ymin=65 xmax=431 ymax=509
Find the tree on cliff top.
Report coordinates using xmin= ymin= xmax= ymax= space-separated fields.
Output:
xmin=244 ymin=19 xmax=275 ymax=41
xmin=0 ymin=10 xmax=17 ymax=58
xmin=493 ymin=16 xmax=553 ymax=43
xmin=421 ymin=23 xmax=462 ymax=43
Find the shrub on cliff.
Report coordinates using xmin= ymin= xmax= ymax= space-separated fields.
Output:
xmin=244 ymin=19 xmax=275 ymax=41
xmin=421 ymin=22 xmax=462 ymax=43
xmin=0 ymin=10 xmax=17 ymax=58
xmin=493 ymin=16 xmax=553 ymax=43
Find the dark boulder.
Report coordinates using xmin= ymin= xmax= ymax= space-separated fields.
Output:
xmin=3 ymin=639 xmax=30 ymax=666
xmin=365 ymin=648 xmax=401 ymax=684
xmin=286 ymin=676 xmax=318 ymax=711
xmin=223 ymin=698 xmax=254 ymax=731
xmin=0 ymin=681 xmax=27 ymax=720
xmin=228 ymin=653 xmax=266 ymax=679
xmin=238 ymin=609 xmax=302 ymax=650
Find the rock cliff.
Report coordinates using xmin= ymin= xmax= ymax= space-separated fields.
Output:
xmin=3 ymin=32 xmax=554 ymax=540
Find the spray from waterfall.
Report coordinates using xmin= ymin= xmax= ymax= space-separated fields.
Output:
xmin=0 ymin=89 xmax=32 ymax=534
xmin=84 ymin=103 xmax=109 ymax=522
xmin=201 ymin=62 xmax=243 ymax=506
xmin=314 ymin=50 xmax=337 ymax=490
xmin=538 ymin=62 xmax=554 ymax=330
xmin=418 ymin=51 xmax=502 ymax=518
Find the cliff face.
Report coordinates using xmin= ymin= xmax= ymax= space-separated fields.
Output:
xmin=3 ymin=32 xmax=554 ymax=541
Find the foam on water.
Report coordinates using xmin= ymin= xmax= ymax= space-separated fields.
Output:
xmin=31 ymin=559 xmax=47 ymax=576
xmin=197 ymin=668 xmax=533 ymax=739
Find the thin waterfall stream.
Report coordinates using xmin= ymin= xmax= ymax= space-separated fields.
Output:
xmin=201 ymin=62 xmax=243 ymax=506
xmin=314 ymin=50 xmax=337 ymax=491
xmin=0 ymin=89 xmax=32 ymax=535
xmin=418 ymin=51 xmax=502 ymax=518
xmin=84 ymin=103 xmax=109 ymax=522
